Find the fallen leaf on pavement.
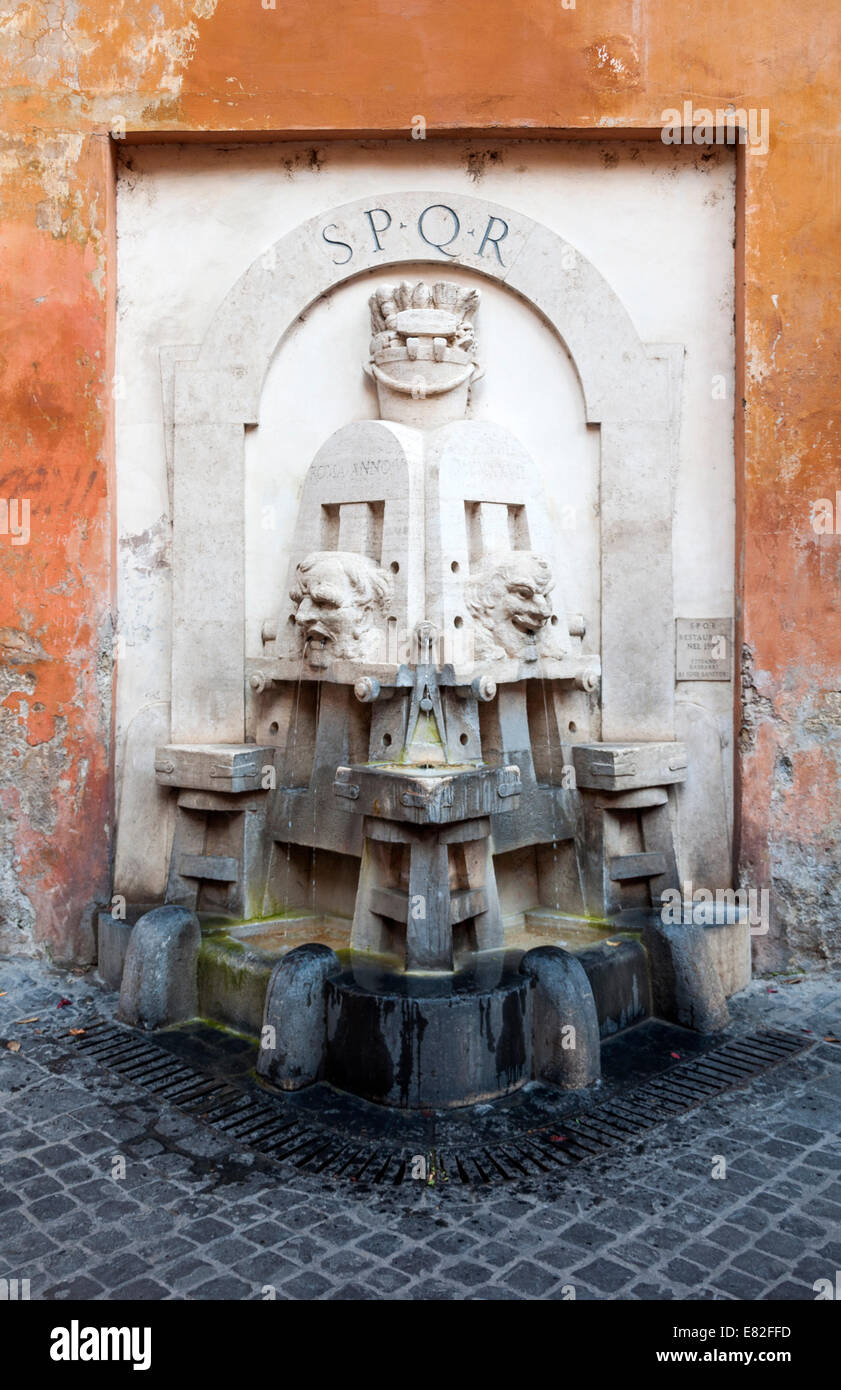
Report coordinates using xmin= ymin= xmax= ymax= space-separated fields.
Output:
xmin=12 ymin=1016 xmax=39 ymax=1024
xmin=57 ymin=998 xmax=71 ymax=1008
xmin=4 ymin=1040 xmax=21 ymax=1053
xmin=68 ymin=1028 xmax=86 ymax=1036
xmin=824 ymin=1035 xmax=839 ymax=1044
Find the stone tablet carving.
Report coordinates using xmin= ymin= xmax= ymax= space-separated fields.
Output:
xmin=464 ymin=551 xmax=566 ymax=661
xmin=290 ymin=550 xmax=392 ymax=666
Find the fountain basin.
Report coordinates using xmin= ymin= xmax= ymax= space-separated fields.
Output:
xmin=324 ymin=955 xmax=531 ymax=1108
xmin=258 ymin=940 xmax=603 ymax=1109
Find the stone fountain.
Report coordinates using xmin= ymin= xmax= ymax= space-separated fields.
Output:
xmin=107 ymin=208 xmax=749 ymax=1111
xmin=248 ymin=280 xmax=607 ymax=1106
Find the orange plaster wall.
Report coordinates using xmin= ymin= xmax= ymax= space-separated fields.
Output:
xmin=1 ymin=0 xmax=839 ymax=965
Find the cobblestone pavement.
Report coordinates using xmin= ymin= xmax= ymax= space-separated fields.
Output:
xmin=1 ymin=955 xmax=840 ymax=1301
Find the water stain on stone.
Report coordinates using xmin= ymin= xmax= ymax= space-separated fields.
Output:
xmin=495 ymin=983 xmax=528 ymax=1086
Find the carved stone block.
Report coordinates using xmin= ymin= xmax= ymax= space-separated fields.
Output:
xmin=333 ymin=762 xmax=521 ymax=826
xmin=155 ymin=743 xmax=274 ymax=794
xmin=572 ymin=741 xmax=688 ymax=791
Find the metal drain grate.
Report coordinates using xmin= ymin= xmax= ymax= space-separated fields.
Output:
xmin=71 ymin=1023 xmax=811 ymax=1186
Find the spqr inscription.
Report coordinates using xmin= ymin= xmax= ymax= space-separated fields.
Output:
xmin=321 ymin=200 xmax=512 ymax=268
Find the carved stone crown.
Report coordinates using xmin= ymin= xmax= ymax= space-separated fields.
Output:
xmin=369 ymin=280 xmax=479 ymax=367
xmin=366 ymin=280 xmax=482 ymax=417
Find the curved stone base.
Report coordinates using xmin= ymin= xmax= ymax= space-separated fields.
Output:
xmin=324 ymin=959 xmax=531 ymax=1109
xmin=258 ymin=942 xmax=603 ymax=1110
xmin=117 ymin=905 xmax=200 ymax=1030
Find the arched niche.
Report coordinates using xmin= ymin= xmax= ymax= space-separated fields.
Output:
xmin=168 ymin=190 xmax=680 ymax=745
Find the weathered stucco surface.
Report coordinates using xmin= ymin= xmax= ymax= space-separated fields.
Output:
xmin=1 ymin=0 xmax=839 ymax=967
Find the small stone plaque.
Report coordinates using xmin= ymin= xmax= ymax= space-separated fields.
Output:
xmin=676 ymin=618 xmax=733 ymax=681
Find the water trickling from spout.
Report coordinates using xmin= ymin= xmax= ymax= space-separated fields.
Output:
xmin=284 ymin=642 xmax=308 ymax=914
xmin=311 ymin=665 xmax=324 ymax=914
xmin=539 ymin=674 xmax=561 ymax=912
